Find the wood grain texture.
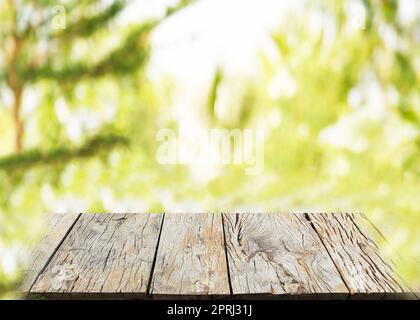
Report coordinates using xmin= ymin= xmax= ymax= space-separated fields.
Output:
xmin=21 ymin=213 xmax=80 ymax=293
xmin=24 ymin=212 xmax=415 ymax=299
xmin=223 ymin=213 xmax=349 ymax=298
xmin=308 ymin=213 xmax=408 ymax=297
xmin=150 ymin=213 xmax=230 ymax=298
xmin=30 ymin=213 xmax=162 ymax=298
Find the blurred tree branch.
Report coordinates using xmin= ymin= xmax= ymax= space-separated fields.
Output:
xmin=26 ymin=23 xmax=152 ymax=83
xmin=0 ymin=133 xmax=129 ymax=172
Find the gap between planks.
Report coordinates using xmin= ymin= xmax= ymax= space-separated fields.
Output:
xmin=221 ymin=214 xmax=234 ymax=296
xmin=21 ymin=213 xmax=82 ymax=295
xmin=146 ymin=213 xmax=166 ymax=297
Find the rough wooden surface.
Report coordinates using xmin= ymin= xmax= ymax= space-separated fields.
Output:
xmin=150 ymin=213 xmax=230 ymax=298
xmin=223 ymin=213 xmax=349 ymax=298
xmin=30 ymin=213 xmax=162 ymax=298
xmin=21 ymin=213 xmax=80 ymax=293
xmin=23 ymin=212 xmax=415 ymax=299
xmin=307 ymin=213 xmax=408 ymax=298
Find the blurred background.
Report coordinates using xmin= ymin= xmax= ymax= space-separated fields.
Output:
xmin=0 ymin=0 xmax=419 ymax=297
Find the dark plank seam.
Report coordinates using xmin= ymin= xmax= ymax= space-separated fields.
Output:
xmin=28 ymin=213 xmax=82 ymax=293
xmin=221 ymin=213 xmax=233 ymax=296
xmin=303 ymin=213 xmax=351 ymax=299
xmin=146 ymin=213 xmax=165 ymax=298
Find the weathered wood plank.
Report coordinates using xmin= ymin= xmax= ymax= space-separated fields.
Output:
xmin=308 ymin=213 xmax=409 ymax=298
xmin=21 ymin=213 xmax=80 ymax=293
xmin=150 ymin=213 xmax=230 ymax=298
xmin=223 ymin=213 xmax=349 ymax=298
xmin=30 ymin=213 xmax=162 ymax=298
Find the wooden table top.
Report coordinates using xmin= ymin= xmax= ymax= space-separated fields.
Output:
xmin=22 ymin=213 xmax=418 ymax=299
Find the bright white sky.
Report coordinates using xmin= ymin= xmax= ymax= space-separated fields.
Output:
xmin=122 ymin=0 xmax=298 ymax=84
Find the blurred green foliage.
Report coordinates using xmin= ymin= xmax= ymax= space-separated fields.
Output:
xmin=0 ymin=133 xmax=128 ymax=172
xmin=0 ymin=0 xmax=419 ymax=297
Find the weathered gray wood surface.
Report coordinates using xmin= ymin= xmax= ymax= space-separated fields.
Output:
xmin=23 ymin=212 xmax=416 ymax=299
xmin=223 ymin=213 xmax=349 ymax=298
xmin=30 ymin=213 xmax=162 ymax=298
xmin=21 ymin=213 xmax=80 ymax=293
xmin=307 ymin=213 xmax=409 ymax=298
xmin=150 ymin=213 xmax=230 ymax=298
